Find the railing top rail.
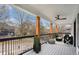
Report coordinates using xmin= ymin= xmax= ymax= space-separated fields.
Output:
xmin=0 ymin=32 xmax=71 ymax=42
xmin=0 ymin=35 xmax=34 ymax=42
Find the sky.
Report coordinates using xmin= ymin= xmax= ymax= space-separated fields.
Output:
xmin=8 ymin=5 xmax=50 ymax=28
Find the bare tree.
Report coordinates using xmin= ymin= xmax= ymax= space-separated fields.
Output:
xmin=15 ymin=9 xmax=36 ymax=36
xmin=14 ymin=10 xmax=25 ymax=36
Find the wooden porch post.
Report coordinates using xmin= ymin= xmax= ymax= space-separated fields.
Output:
xmin=36 ymin=16 xmax=40 ymax=37
xmin=49 ymin=17 xmax=53 ymax=38
xmin=50 ymin=22 xmax=53 ymax=33
xmin=56 ymin=23 xmax=59 ymax=33
xmin=33 ymin=16 xmax=41 ymax=53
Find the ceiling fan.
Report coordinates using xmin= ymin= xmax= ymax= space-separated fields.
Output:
xmin=55 ymin=15 xmax=67 ymax=20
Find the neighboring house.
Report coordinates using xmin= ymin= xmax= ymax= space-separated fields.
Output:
xmin=0 ymin=22 xmax=15 ymax=36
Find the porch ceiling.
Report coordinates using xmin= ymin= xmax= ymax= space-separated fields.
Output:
xmin=14 ymin=4 xmax=78 ymax=30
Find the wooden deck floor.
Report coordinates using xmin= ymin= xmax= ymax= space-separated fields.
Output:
xmin=24 ymin=41 xmax=76 ymax=55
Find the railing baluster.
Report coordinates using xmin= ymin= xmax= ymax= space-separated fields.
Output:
xmin=19 ymin=40 xmax=20 ymax=54
xmin=2 ymin=42 xmax=4 ymax=55
xmin=12 ymin=40 xmax=13 ymax=55
xmin=8 ymin=41 xmax=9 ymax=55
xmin=14 ymin=40 xmax=17 ymax=54
xmin=5 ymin=41 xmax=7 ymax=55
xmin=11 ymin=40 xmax=12 ymax=55
xmin=18 ymin=40 xmax=20 ymax=54
xmin=6 ymin=41 xmax=8 ymax=55
xmin=13 ymin=40 xmax=14 ymax=55
xmin=19 ymin=39 xmax=21 ymax=52
xmin=21 ymin=39 xmax=22 ymax=52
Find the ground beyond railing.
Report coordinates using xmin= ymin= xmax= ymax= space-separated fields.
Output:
xmin=0 ymin=33 xmax=71 ymax=55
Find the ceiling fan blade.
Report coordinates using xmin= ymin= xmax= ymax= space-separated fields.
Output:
xmin=62 ymin=18 xmax=66 ymax=20
xmin=59 ymin=18 xmax=67 ymax=20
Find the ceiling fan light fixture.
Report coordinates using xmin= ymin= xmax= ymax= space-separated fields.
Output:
xmin=55 ymin=15 xmax=67 ymax=20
